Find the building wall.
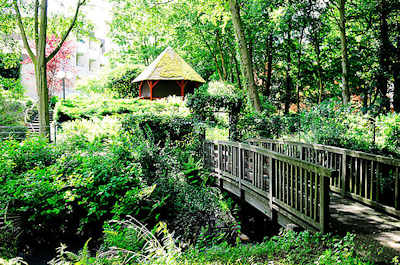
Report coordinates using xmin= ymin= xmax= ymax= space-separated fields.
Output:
xmin=20 ymin=36 xmax=108 ymax=100
xmin=19 ymin=0 xmax=112 ymax=100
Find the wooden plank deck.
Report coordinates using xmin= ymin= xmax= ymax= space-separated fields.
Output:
xmin=330 ymin=193 xmax=400 ymax=259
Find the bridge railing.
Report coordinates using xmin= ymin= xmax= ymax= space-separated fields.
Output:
xmin=247 ymin=138 xmax=400 ymax=218
xmin=204 ymin=140 xmax=337 ymax=233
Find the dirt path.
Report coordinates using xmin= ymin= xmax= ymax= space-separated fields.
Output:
xmin=330 ymin=194 xmax=400 ymax=263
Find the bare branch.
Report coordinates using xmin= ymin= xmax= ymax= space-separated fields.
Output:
xmin=46 ymin=0 xmax=86 ymax=63
xmin=12 ymin=0 xmax=36 ymax=63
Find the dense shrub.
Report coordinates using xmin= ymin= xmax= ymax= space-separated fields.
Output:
xmin=54 ymin=95 xmax=189 ymax=123
xmin=183 ymin=231 xmax=371 ymax=265
xmin=239 ymin=99 xmax=400 ymax=158
xmin=0 ymin=117 xmax=232 ymax=254
xmin=75 ymin=64 xmax=145 ymax=97
xmin=0 ymin=92 xmax=25 ymax=126
xmin=57 ymin=116 xmax=121 ymax=143
xmin=43 ymin=229 xmax=372 ymax=264
xmin=122 ymin=113 xmax=201 ymax=144
xmin=107 ymin=64 xmax=144 ymax=98
xmin=0 ymin=92 xmax=28 ymax=140
xmin=187 ymin=81 xmax=243 ymax=140
xmin=286 ymin=99 xmax=400 ymax=157
xmin=0 ymin=77 xmax=24 ymax=99
xmin=0 ymin=53 xmax=21 ymax=79
xmin=237 ymin=110 xmax=284 ymax=140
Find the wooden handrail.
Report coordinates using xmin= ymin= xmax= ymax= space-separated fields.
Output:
xmin=204 ymin=140 xmax=337 ymax=233
xmin=247 ymin=138 xmax=400 ymax=166
xmin=247 ymin=138 xmax=400 ymax=217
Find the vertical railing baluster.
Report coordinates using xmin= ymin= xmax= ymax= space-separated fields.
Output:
xmin=320 ymin=173 xmax=329 ymax=234
xmin=395 ymin=166 xmax=399 ymax=210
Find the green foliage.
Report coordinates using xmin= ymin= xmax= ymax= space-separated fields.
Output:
xmin=237 ymin=110 xmax=284 ymax=140
xmin=122 ymin=113 xmax=199 ymax=144
xmin=0 ymin=77 xmax=24 ymax=99
xmin=187 ymin=81 xmax=243 ymax=140
xmin=187 ymin=81 xmax=242 ymax=121
xmin=75 ymin=64 xmax=145 ymax=97
xmin=107 ymin=64 xmax=145 ymax=98
xmin=183 ymin=231 xmax=371 ymax=265
xmin=282 ymin=99 xmax=400 ymax=157
xmin=0 ymin=92 xmax=26 ymax=129
xmin=0 ymin=111 xmax=232 ymax=252
xmin=0 ymin=92 xmax=28 ymax=141
xmin=57 ymin=116 xmax=121 ymax=143
xmin=0 ymin=211 xmax=20 ymax=259
xmin=0 ymin=53 xmax=21 ymax=79
xmin=54 ymin=95 xmax=189 ymax=123
xmin=0 ymin=257 xmax=27 ymax=265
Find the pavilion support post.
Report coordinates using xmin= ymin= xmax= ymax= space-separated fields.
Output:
xmin=177 ymin=80 xmax=188 ymax=100
xmin=139 ymin=81 xmax=143 ymax=98
xmin=147 ymin=80 xmax=159 ymax=101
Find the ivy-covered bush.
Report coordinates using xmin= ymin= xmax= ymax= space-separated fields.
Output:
xmin=75 ymin=64 xmax=145 ymax=97
xmin=107 ymin=64 xmax=144 ymax=98
xmin=187 ymin=81 xmax=243 ymax=140
xmin=122 ymin=113 xmax=201 ymax=143
xmin=237 ymin=110 xmax=284 ymax=139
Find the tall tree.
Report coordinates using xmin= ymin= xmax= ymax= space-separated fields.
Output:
xmin=337 ymin=0 xmax=351 ymax=105
xmin=376 ymin=0 xmax=392 ymax=112
xmin=12 ymin=0 xmax=86 ymax=137
xmin=228 ymin=0 xmax=262 ymax=112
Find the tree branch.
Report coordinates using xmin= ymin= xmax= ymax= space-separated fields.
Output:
xmin=34 ymin=0 xmax=39 ymax=51
xmin=13 ymin=0 xmax=36 ymax=63
xmin=46 ymin=0 xmax=86 ymax=63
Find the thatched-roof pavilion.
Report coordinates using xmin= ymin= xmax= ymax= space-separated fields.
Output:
xmin=133 ymin=47 xmax=206 ymax=100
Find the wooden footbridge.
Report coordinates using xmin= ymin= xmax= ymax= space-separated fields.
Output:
xmin=204 ymin=139 xmax=400 ymax=235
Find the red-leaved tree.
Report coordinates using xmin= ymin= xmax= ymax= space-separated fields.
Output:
xmin=23 ymin=35 xmax=76 ymax=97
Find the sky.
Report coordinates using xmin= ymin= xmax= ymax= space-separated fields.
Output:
xmin=49 ymin=0 xmax=112 ymax=39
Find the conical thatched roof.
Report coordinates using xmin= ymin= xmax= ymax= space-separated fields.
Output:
xmin=133 ymin=47 xmax=206 ymax=83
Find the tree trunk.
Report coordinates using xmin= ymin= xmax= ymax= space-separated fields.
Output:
xmin=232 ymin=50 xmax=243 ymax=91
xmin=229 ymin=0 xmax=262 ymax=112
xmin=37 ymin=0 xmax=50 ymax=138
xmin=338 ymin=0 xmax=350 ymax=105
xmin=393 ymin=29 xmax=400 ymax=111
xmin=216 ymin=28 xmax=227 ymax=80
xmin=265 ymin=33 xmax=273 ymax=98
xmin=14 ymin=0 xmax=85 ymax=139
xmin=377 ymin=0 xmax=392 ymax=112
xmin=316 ymin=44 xmax=324 ymax=104
xmin=35 ymin=61 xmax=50 ymax=137
xmin=284 ymin=1 xmax=293 ymax=114
xmin=296 ymin=27 xmax=305 ymax=112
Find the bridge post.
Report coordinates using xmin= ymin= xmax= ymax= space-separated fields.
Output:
xmin=341 ymin=152 xmax=347 ymax=197
xmin=238 ymin=145 xmax=242 ymax=190
xmin=268 ymin=164 xmax=278 ymax=230
xmin=217 ymin=143 xmax=221 ymax=173
xmin=268 ymin=156 xmax=274 ymax=215
xmin=395 ymin=167 xmax=399 ymax=210
xmin=320 ymin=174 xmax=331 ymax=234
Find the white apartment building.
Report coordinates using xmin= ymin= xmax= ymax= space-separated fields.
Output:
xmin=20 ymin=0 xmax=112 ymax=100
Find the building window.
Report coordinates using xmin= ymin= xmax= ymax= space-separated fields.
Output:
xmin=89 ymin=39 xmax=97 ymax=50
xmin=100 ymin=39 xmax=105 ymax=54
xmin=76 ymin=53 xmax=84 ymax=67
xmin=89 ymin=59 xmax=96 ymax=72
